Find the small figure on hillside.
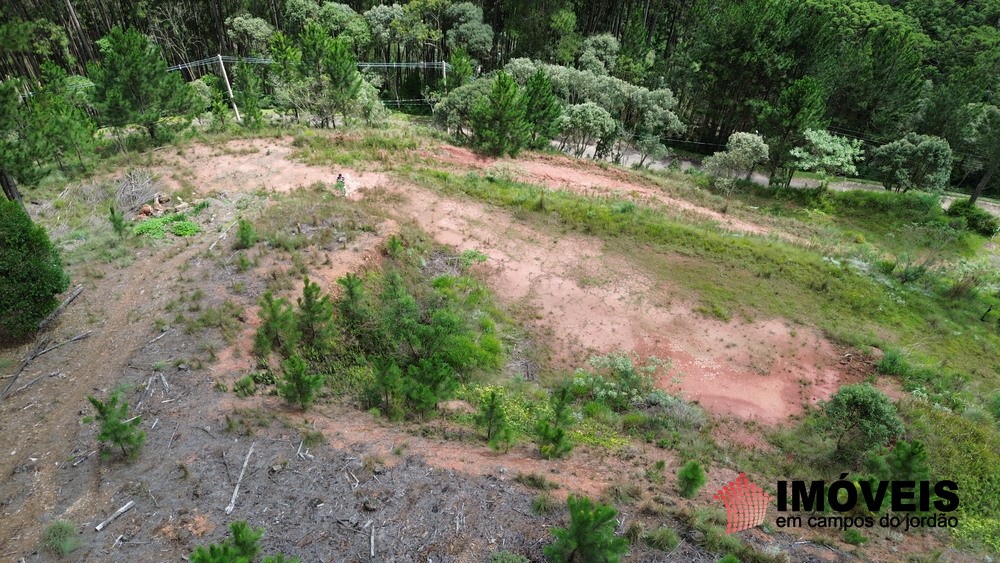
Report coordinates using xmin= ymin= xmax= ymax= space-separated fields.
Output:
xmin=335 ymin=173 xmax=346 ymax=195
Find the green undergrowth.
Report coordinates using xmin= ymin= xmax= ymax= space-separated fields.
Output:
xmin=407 ymin=167 xmax=1000 ymax=404
xmin=291 ymin=128 xmax=419 ymax=168
xmin=133 ymin=213 xmax=201 ymax=239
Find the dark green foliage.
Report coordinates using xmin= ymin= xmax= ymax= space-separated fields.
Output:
xmin=234 ymin=375 xmax=256 ymax=398
xmin=340 ymin=265 xmax=502 ymax=417
xmin=537 ymin=385 xmax=574 ymax=459
xmin=253 ymin=291 xmax=298 ymax=358
xmin=296 ymin=277 xmax=336 ymax=355
xmin=448 ymin=49 xmax=474 ymax=91
xmin=0 ymin=200 xmax=70 ymax=340
xmin=229 ymin=521 xmax=264 ymax=560
xmin=191 ymin=520 xmax=298 ymax=563
xmin=234 ymin=61 xmax=264 ymax=129
xmin=336 ymin=273 xmax=367 ymax=328
xmin=718 ymin=556 xmax=741 ymax=563
xmin=475 ymin=389 xmax=515 ymax=451
xmin=29 ymin=62 xmax=95 ymax=173
xmin=235 ymin=219 xmax=258 ymax=250
xmin=759 ymin=77 xmax=828 ymax=186
xmin=946 ymin=200 xmax=999 ymax=237
xmin=87 ymin=392 xmax=146 ymax=459
xmin=488 ymin=552 xmax=529 ymax=563
xmin=871 ymin=134 xmax=954 ymax=193
xmin=471 ymin=71 xmax=530 ymax=157
xmin=543 ymin=495 xmax=628 ymax=563
xmin=43 ymin=520 xmax=80 ymax=557
xmin=523 ymin=69 xmax=562 ymax=148
xmin=677 ymin=460 xmax=706 ymax=498
xmin=886 ymin=440 xmax=930 ymax=482
xmin=823 ymin=383 xmax=904 ymax=461
xmin=88 ymin=26 xmax=197 ymax=142
xmin=278 ymin=354 xmax=324 ymax=410
xmin=644 ymin=526 xmax=679 ymax=551
xmin=990 ymin=393 xmax=1000 ymax=423
xmin=109 ymin=205 xmax=127 ymax=237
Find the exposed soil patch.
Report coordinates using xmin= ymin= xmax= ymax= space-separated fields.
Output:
xmin=368 ymin=178 xmax=854 ymax=424
xmin=429 ymin=145 xmax=783 ymax=238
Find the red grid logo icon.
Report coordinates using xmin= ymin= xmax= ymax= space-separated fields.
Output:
xmin=713 ymin=473 xmax=771 ymax=534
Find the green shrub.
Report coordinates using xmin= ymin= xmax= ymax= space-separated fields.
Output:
xmin=109 ymin=205 xmax=127 ymax=237
xmin=233 ymin=375 xmax=256 ymax=398
xmin=644 ymin=526 xmax=679 ymax=551
xmin=843 ymin=529 xmax=868 ymax=545
xmin=190 ymin=520 xmax=300 ymax=563
xmin=537 ymin=385 xmax=574 ymax=459
xmin=718 ymin=556 xmax=741 ymax=563
xmin=475 ymin=389 xmax=515 ymax=451
xmin=170 ymin=220 xmax=201 ymax=237
xmin=488 ymin=552 xmax=530 ymax=563
xmin=823 ymin=383 xmax=903 ymax=461
xmin=0 ymin=200 xmax=70 ymax=340
xmin=43 ymin=520 xmax=80 ymax=557
xmin=876 ymin=348 xmax=912 ymax=377
xmin=947 ymin=199 xmax=999 ymax=237
xmin=990 ymin=393 xmax=1000 ymax=423
xmin=544 ymin=495 xmax=628 ymax=563
xmin=235 ymin=218 xmax=258 ymax=249
xmin=278 ymin=354 xmax=324 ymax=410
xmin=86 ymin=392 xmax=146 ymax=459
xmin=677 ymin=460 xmax=706 ymax=498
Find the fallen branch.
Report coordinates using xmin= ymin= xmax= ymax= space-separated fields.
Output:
xmin=2 ymin=333 xmax=89 ymax=400
xmin=72 ymin=450 xmax=97 ymax=467
xmin=158 ymin=372 xmax=170 ymax=394
xmin=37 ymin=285 xmax=83 ymax=331
xmin=96 ymin=500 xmax=135 ymax=532
xmin=208 ymin=220 xmax=240 ymax=251
xmin=225 ymin=442 xmax=255 ymax=515
xmin=370 ymin=523 xmax=375 ymax=558
xmin=146 ymin=330 xmax=170 ymax=347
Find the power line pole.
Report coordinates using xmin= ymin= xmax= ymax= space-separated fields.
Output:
xmin=217 ymin=54 xmax=242 ymax=123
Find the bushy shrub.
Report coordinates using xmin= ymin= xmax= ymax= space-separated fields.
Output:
xmin=544 ymin=495 xmax=628 ymax=563
xmin=235 ymin=218 xmax=258 ymax=249
xmin=823 ymin=383 xmax=903 ymax=461
xmin=571 ymin=353 xmax=661 ymax=411
xmin=0 ymin=200 xmax=70 ymax=340
xmin=278 ymin=354 xmax=324 ymax=410
xmin=946 ymin=199 xmax=999 ymax=237
xmin=677 ymin=460 xmax=706 ymax=498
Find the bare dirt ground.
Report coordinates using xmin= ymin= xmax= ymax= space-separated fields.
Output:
xmin=1 ymin=136 xmax=960 ymax=561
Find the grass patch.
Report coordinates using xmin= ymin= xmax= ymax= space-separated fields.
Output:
xmin=43 ymin=520 xmax=80 ymax=557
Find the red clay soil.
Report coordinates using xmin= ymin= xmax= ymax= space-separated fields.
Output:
xmin=367 ymin=178 xmax=853 ymax=424
xmin=429 ymin=145 xmax=782 ymax=238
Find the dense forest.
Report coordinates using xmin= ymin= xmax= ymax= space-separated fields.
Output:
xmin=1 ymin=0 xmax=999 ymax=199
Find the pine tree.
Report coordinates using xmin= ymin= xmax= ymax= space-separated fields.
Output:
xmin=677 ymin=460 xmax=706 ymax=498
xmin=254 ymin=291 xmax=299 ymax=359
xmin=88 ymin=26 xmax=197 ymax=143
xmin=322 ymin=37 xmax=362 ymax=127
xmin=372 ymin=357 xmax=404 ymax=418
xmin=471 ymin=71 xmax=530 ymax=157
xmin=234 ymin=60 xmax=264 ymax=130
xmin=523 ymin=69 xmax=562 ymax=148
xmin=31 ymin=62 xmax=94 ymax=172
xmin=296 ymin=277 xmax=335 ymax=355
xmin=278 ymin=354 xmax=324 ymax=410
xmin=537 ymin=384 xmax=574 ymax=459
xmin=86 ymin=393 xmax=146 ymax=459
xmin=336 ymin=273 xmax=367 ymax=329
xmin=476 ymin=389 xmax=514 ymax=451
xmin=543 ymin=495 xmax=628 ymax=563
